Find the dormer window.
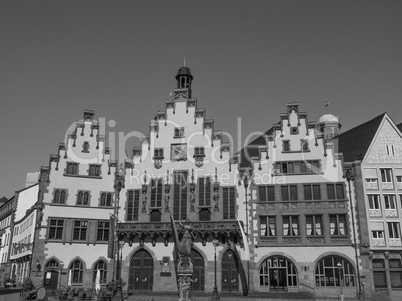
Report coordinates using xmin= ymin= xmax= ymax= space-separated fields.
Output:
xmin=174 ymin=127 xmax=185 ymax=138
xmin=82 ymin=141 xmax=89 ymax=153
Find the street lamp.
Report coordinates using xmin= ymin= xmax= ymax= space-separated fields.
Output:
xmin=337 ymin=262 xmax=344 ymax=301
xmin=210 ymin=239 xmax=221 ymax=301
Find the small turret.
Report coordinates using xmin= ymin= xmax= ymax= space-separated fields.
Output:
xmin=316 ymin=113 xmax=341 ymax=139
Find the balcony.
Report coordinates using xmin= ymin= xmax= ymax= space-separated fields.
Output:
xmin=116 ymin=220 xmax=243 ymax=245
xmin=257 ymin=200 xmax=348 ymax=212
xmin=365 ymin=181 xmax=379 ymax=190
xmin=369 ymin=209 xmax=382 ymax=217
xmin=389 ymin=238 xmax=402 ymax=247
xmin=385 ymin=209 xmax=398 ymax=217
xmin=372 ymin=238 xmax=386 ymax=247
xmin=381 ymin=182 xmax=394 ymax=190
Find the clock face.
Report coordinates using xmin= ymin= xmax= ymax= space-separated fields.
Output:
xmin=171 ymin=144 xmax=187 ymax=161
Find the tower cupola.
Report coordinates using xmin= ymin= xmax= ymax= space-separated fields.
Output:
xmin=175 ymin=66 xmax=193 ymax=90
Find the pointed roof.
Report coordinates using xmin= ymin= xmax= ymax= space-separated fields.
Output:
xmin=331 ymin=113 xmax=386 ymax=162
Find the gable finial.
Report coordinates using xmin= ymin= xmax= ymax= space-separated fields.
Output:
xmin=183 ymin=57 xmax=186 ymax=67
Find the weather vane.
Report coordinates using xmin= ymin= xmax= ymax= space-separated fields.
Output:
xmin=323 ymin=101 xmax=330 ymax=113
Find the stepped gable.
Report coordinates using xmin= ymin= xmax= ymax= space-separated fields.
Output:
xmin=331 ymin=113 xmax=385 ymax=162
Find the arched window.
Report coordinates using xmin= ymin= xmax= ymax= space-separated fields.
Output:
xmin=315 ymin=256 xmax=355 ymax=287
xmin=71 ymin=260 xmax=84 ymax=284
xmin=93 ymin=261 xmax=108 ymax=285
xmin=259 ymin=256 xmax=297 ymax=289
xmin=46 ymin=259 xmax=59 ymax=269
xmin=100 ymin=193 xmax=113 ymax=207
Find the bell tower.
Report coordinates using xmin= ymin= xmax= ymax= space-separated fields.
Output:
xmin=175 ymin=66 xmax=193 ymax=98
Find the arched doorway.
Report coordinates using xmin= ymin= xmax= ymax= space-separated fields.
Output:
xmin=44 ymin=260 xmax=59 ymax=293
xmin=128 ymin=249 xmax=153 ymax=293
xmin=191 ymin=249 xmax=205 ymax=292
xmin=221 ymin=249 xmax=239 ymax=293
xmin=259 ymin=256 xmax=298 ymax=291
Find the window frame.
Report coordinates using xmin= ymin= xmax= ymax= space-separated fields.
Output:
xmin=259 ymin=216 xmax=276 ymax=237
xmin=174 ymin=127 xmax=185 ymax=138
xmin=306 ymin=215 xmax=323 ymax=236
xmin=282 ymin=215 xmax=299 ymax=236
xmin=48 ymin=219 xmax=64 ymax=240
xmin=77 ymin=190 xmax=90 ymax=206
xmin=88 ymin=164 xmax=101 ymax=177
xmin=381 ymin=168 xmax=393 ymax=183
xmin=66 ymin=162 xmax=79 ymax=175
xmin=73 ymin=220 xmax=88 ymax=241
xmin=96 ymin=221 xmax=110 ymax=242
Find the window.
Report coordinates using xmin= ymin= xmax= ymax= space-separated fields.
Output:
xmin=154 ymin=148 xmax=164 ymax=158
xmin=389 ymin=259 xmax=402 ymax=289
xmin=275 ymin=160 xmax=320 ymax=174
xmin=53 ymin=189 xmax=67 ymax=204
xmin=93 ymin=261 xmax=108 ymax=285
xmin=388 ymin=222 xmax=400 ymax=239
xmin=174 ymin=127 xmax=185 ymax=138
xmin=199 ymin=208 xmax=211 ymax=221
xmin=89 ymin=165 xmax=101 ymax=177
xmin=381 ymin=169 xmax=393 ymax=183
xmin=96 ymin=221 xmax=110 ymax=242
xmin=82 ymin=141 xmax=89 ymax=153
xmin=259 ymin=256 xmax=298 ymax=287
xmin=304 ymin=185 xmax=321 ymax=200
xmin=306 ymin=215 xmax=322 ymax=236
xmin=66 ymin=162 xmax=79 ymax=175
xmin=71 ymin=260 xmax=84 ymax=284
xmin=386 ymin=145 xmax=396 ymax=156
xmin=372 ymin=230 xmax=384 ymax=239
xmin=315 ymin=256 xmax=355 ymax=287
xmin=281 ymin=185 xmax=298 ymax=201
xmin=330 ymin=215 xmax=347 ymax=235
xmin=260 ymin=216 xmax=276 ymax=236
xmin=258 ymin=185 xmax=275 ymax=202
xmin=368 ymin=195 xmax=381 ymax=210
xmin=301 ymin=140 xmax=309 ymax=151
xmin=283 ymin=141 xmax=290 ymax=152
xmin=384 ymin=195 xmax=396 ymax=210
xmin=198 ymin=177 xmax=211 ymax=206
xmin=100 ymin=192 xmax=113 ymax=207
xmin=48 ymin=219 xmax=64 ymax=240
xmin=127 ymin=190 xmax=140 ymax=221
xmin=173 ymin=171 xmax=188 ymax=220
xmin=77 ymin=191 xmax=90 ymax=206
xmin=150 ymin=179 xmax=163 ymax=207
xmin=327 ymin=184 xmax=345 ymax=200
xmin=397 ymin=176 xmax=402 ymax=183
xmin=223 ymin=187 xmax=236 ymax=220
xmin=194 ymin=147 xmax=205 ymax=157
xmin=283 ymin=216 xmax=299 ymax=236
xmin=150 ymin=210 xmax=162 ymax=222
xmin=73 ymin=220 xmax=88 ymax=241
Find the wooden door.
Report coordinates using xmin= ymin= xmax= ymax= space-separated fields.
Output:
xmin=191 ymin=249 xmax=205 ymax=292
xmin=128 ymin=250 xmax=154 ymax=293
xmin=221 ymin=249 xmax=239 ymax=293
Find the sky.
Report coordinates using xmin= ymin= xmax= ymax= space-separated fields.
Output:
xmin=1 ymin=1 xmax=402 ymax=198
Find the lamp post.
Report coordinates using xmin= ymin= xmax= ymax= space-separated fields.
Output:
xmin=344 ymin=167 xmax=362 ymax=299
xmin=337 ymin=262 xmax=344 ymax=301
xmin=243 ymin=174 xmax=250 ymax=292
xmin=210 ymin=239 xmax=221 ymax=301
